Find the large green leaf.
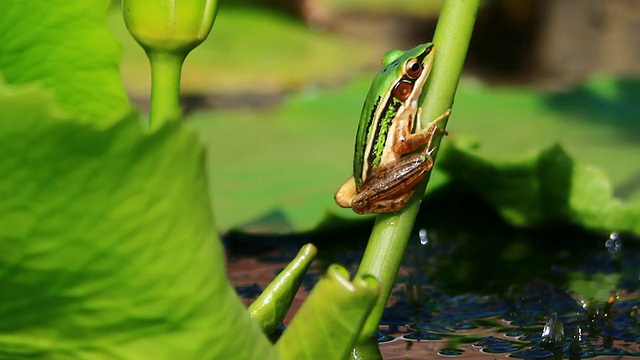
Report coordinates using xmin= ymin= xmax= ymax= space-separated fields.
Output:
xmin=451 ymin=77 xmax=640 ymax=200
xmin=0 ymin=83 xmax=277 ymax=359
xmin=0 ymin=0 xmax=131 ymax=125
xmin=187 ymin=78 xmax=374 ymax=233
xmin=438 ymin=138 xmax=640 ymax=234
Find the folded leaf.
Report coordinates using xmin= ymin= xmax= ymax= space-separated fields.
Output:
xmin=275 ymin=265 xmax=379 ymax=360
xmin=249 ymin=244 xmax=317 ymax=336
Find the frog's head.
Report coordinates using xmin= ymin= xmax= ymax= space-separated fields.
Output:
xmin=376 ymin=43 xmax=435 ymax=107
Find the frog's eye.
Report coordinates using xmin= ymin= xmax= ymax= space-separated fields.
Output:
xmin=405 ymin=59 xmax=423 ymax=79
xmin=393 ymin=80 xmax=413 ymax=101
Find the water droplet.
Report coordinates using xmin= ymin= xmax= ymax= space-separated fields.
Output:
xmin=605 ymin=232 xmax=621 ymax=254
xmin=419 ymin=229 xmax=428 ymax=245
xmin=569 ymin=326 xmax=583 ymax=360
xmin=541 ymin=313 xmax=564 ymax=347
xmin=572 ymin=326 xmax=583 ymax=343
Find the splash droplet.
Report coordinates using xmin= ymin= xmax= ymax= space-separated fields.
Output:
xmin=605 ymin=232 xmax=621 ymax=254
xmin=419 ymin=229 xmax=428 ymax=245
xmin=541 ymin=313 xmax=564 ymax=347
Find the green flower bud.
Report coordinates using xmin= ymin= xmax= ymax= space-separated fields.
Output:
xmin=123 ymin=0 xmax=219 ymax=54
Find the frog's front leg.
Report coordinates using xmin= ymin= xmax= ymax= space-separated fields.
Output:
xmin=393 ymin=108 xmax=451 ymax=154
xmin=351 ymin=153 xmax=434 ymax=214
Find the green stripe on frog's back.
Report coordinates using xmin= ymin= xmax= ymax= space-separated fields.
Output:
xmin=365 ymin=96 xmax=401 ymax=175
xmin=353 ymin=49 xmax=411 ymax=189
xmin=354 ymin=77 xmax=400 ymax=189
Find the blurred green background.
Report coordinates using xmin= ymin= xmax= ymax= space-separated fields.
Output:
xmin=109 ymin=0 xmax=640 ymax=232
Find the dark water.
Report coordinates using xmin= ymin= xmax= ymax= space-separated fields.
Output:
xmin=228 ymin=188 xmax=640 ymax=359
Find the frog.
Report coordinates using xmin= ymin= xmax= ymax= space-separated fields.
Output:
xmin=334 ymin=43 xmax=451 ymax=214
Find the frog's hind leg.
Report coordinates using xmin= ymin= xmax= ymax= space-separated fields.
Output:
xmin=351 ymin=153 xmax=432 ymax=214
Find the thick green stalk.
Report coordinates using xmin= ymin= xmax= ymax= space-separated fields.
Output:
xmin=353 ymin=0 xmax=480 ymax=349
xmin=122 ymin=0 xmax=219 ymax=129
xmin=147 ymin=50 xmax=186 ymax=130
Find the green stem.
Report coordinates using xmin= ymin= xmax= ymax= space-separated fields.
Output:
xmin=354 ymin=0 xmax=480 ymax=345
xmin=147 ymin=50 xmax=186 ymax=130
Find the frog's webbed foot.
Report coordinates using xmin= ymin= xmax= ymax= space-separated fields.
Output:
xmin=334 ymin=176 xmax=357 ymax=208
xmin=422 ymin=108 xmax=451 ymax=154
xmin=418 ymin=108 xmax=451 ymax=134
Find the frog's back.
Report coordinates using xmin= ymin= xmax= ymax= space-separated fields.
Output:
xmin=353 ymin=43 xmax=431 ymax=188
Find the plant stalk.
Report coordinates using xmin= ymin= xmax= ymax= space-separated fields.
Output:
xmin=353 ymin=0 xmax=480 ymax=347
xmin=147 ymin=50 xmax=186 ymax=130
